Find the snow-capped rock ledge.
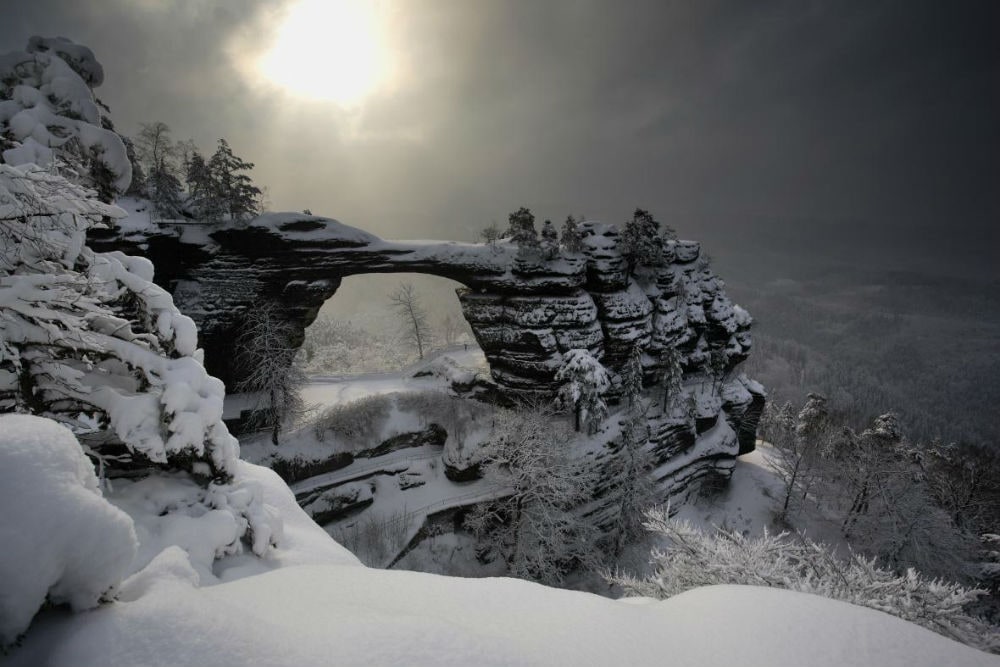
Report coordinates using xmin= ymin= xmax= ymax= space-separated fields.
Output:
xmin=92 ymin=211 xmax=763 ymax=494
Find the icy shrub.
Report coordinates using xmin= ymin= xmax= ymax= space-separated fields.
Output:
xmin=312 ymin=394 xmax=393 ymax=450
xmin=608 ymin=508 xmax=1000 ymax=653
xmin=331 ymin=509 xmax=411 ymax=568
xmin=0 ymin=415 xmax=137 ymax=648
xmin=110 ymin=471 xmax=282 ymax=582
xmin=399 ymin=390 xmax=492 ymax=445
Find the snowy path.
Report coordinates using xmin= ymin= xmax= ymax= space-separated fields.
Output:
xmin=291 ymin=445 xmax=444 ymax=499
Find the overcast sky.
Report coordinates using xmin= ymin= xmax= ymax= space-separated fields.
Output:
xmin=2 ymin=0 xmax=997 ymax=274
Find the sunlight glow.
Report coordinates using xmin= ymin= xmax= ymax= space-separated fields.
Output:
xmin=259 ymin=0 xmax=389 ymax=105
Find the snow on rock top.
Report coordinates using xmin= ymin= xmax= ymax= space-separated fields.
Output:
xmin=250 ymin=213 xmax=381 ymax=246
xmin=0 ymin=414 xmax=137 ymax=647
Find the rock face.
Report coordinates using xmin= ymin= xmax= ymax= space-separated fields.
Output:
xmin=91 ymin=211 xmax=764 ymax=494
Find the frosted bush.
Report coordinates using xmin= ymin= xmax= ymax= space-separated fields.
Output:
xmin=609 ymin=508 xmax=1000 ymax=653
xmin=312 ymin=394 xmax=393 ymax=449
xmin=0 ymin=414 xmax=137 ymax=647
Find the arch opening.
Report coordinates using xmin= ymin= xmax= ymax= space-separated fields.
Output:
xmin=296 ymin=273 xmax=482 ymax=378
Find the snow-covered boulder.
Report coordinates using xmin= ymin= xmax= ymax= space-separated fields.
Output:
xmin=0 ymin=415 xmax=137 ymax=646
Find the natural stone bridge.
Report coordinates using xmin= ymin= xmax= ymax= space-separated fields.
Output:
xmin=92 ymin=212 xmax=764 ymax=494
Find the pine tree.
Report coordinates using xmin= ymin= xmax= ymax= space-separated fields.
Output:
xmin=208 ymin=138 xmax=261 ymax=222
xmin=539 ymin=219 xmax=559 ymax=259
xmin=620 ymin=208 xmax=664 ymax=275
xmin=556 ymin=349 xmax=611 ymax=434
xmin=147 ymin=163 xmax=182 ymax=220
xmin=659 ymin=345 xmax=684 ymax=414
xmin=604 ymin=400 xmax=656 ymax=554
xmin=185 ymin=150 xmax=222 ymax=219
xmin=621 ymin=344 xmax=644 ymax=408
xmin=506 ymin=206 xmax=539 ymax=253
xmin=560 ymin=214 xmax=584 ymax=253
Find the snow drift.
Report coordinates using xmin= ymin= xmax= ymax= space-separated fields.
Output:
xmin=0 ymin=415 xmax=137 ymax=646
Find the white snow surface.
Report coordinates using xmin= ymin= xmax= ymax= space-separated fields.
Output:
xmin=3 ymin=441 xmax=991 ymax=665
xmin=8 ymin=564 xmax=990 ymax=666
xmin=0 ymin=415 xmax=137 ymax=646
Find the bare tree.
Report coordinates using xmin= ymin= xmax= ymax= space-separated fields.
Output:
xmin=465 ymin=402 xmax=597 ymax=584
xmin=233 ymin=303 xmax=305 ymax=445
xmin=389 ymin=282 xmax=433 ymax=359
xmin=135 ymin=121 xmax=176 ymax=174
xmin=480 ymin=221 xmax=502 ymax=251
xmin=440 ymin=314 xmax=465 ymax=346
xmin=762 ymin=399 xmax=824 ymax=522
xmin=135 ymin=121 xmax=181 ymax=220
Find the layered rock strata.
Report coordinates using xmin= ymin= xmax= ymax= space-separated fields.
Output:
xmin=91 ymin=212 xmax=764 ymax=494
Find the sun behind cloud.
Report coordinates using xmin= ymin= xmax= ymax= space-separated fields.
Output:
xmin=257 ymin=0 xmax=392 ymax=106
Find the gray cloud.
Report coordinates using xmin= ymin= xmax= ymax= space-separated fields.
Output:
xmin=2 ymin=0 xmax=997 ymax=273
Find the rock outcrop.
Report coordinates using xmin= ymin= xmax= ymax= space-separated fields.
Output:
xmin=91 ymin=211 xmax=764 ymax=497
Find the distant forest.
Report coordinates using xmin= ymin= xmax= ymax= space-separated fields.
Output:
xmin=730 ymin=268 xmax=1000 ymax=449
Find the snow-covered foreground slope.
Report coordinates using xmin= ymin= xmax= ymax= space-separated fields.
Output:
xmin=10 ymin=564 xmax=992 ymax=666
xmin=7 ymin=461 xmax=993 ymax=667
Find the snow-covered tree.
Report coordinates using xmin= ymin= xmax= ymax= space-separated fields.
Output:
xmin=602 ymin=401 xmax=656 ymax=555
xmin=506 ymin=206 xmax=539 ymax=253
xmin=389 ymin=282 xmax=433 ymax=360
xmin=923 ymin=441 xmax=1000 ymax=536
xmin=465 ymin=403 xmax=597 ymax=584
xmin=0 ymin=37 xmax=131 ymax=197
xmin=135 ymin=121 xmax=182 ymax=219
xmin=560 ymin=214 xmax=584 ymax=253
xmin=121 ymin=135 xmax=146 ymax=198
xmin=539 ymin=219 xmax=559 ymax=259
xmin=620 ymin=344 xmax=644 ymax=408
xmin=208 ymin=138 xmax=261 ymax=222
xmin=796 ymin=392 xmax=831 ymax=448
xmin=0 ymin=164 xmax=237 ymax=478
xmin=185 ymin=149 xmax=222 ymax=219
xmin=619 ymin=208 xmax=663 ymax=275
xmin=829 ymin=413 xmax=973 ymax=578
xmin=608 ymin=509 xmax=1000 ymax=653
xmin=763 ymin=400 xmax=822 ymax=521
xmin=658 ymin=345 xmax=684 ymax=414
xmin=233 ymin=303 xmax=306 ymax=446
xmin=556 ymin=349 xmax=611 ymax=434
xmin=0 ymin=37 xmax=281 ymax=608
xmin=480 ymin=221 xmax=502 ymax=250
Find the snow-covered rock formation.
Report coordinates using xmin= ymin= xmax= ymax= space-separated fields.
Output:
xmin=92 ymin=211 xmax=764 ymax=499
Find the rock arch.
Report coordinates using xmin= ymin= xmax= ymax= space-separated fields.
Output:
xmin=91 ymin=212 xmax=765 ymax=469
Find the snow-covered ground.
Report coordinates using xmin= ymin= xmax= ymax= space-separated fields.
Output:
xmin=6 ymin=457 xmax=993 ymax=667
xmin=6 ymin=354 xmax=981 ymax=664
